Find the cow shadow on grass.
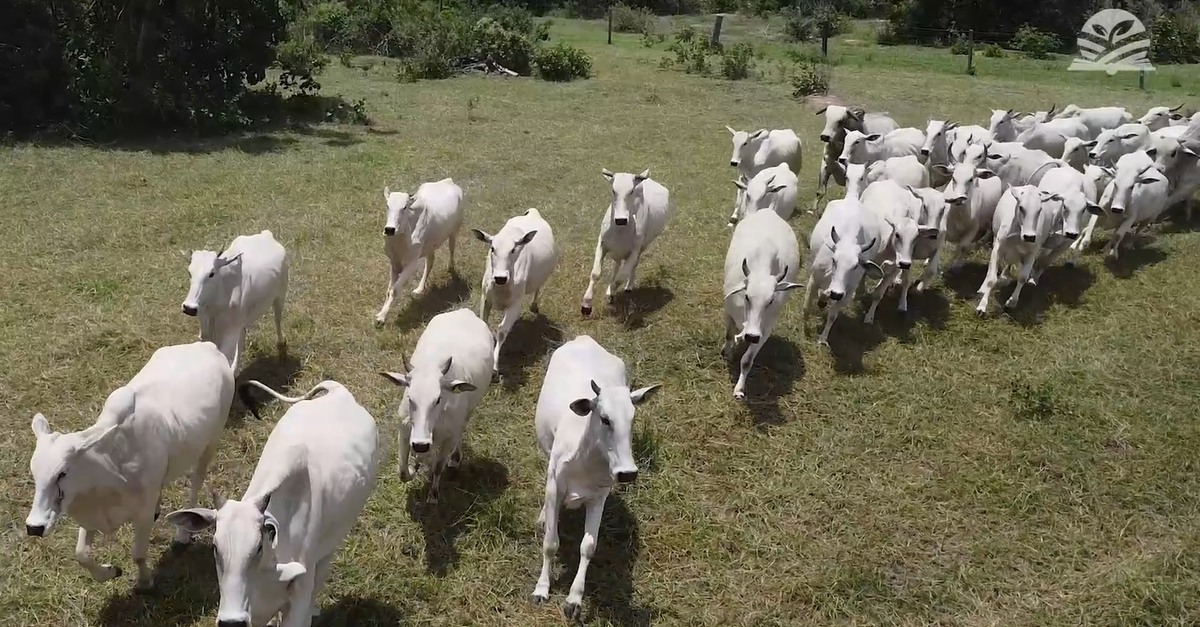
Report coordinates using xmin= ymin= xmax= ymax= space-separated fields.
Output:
xmin=552 ymin=493 xmax=659 ymax=627
xmin=724 ymin=337 xmax=805 ymax=430
xmin=404 ymin=456 xmax=509 ymax=577
xmin=498 ymin=313 xmax=564 ymax=391
xmin=232 ymin=350 xmax=303 ymax=424
xmin=1105 ymin=245 xmax=1168 ymax=279
xmin=613 ymin=282 xmax=675 ymax=331
xmin=392 ymin=273 xmax=472 ymax=331
xmin=95 ymin=541 xmax=218 ymax=627
xmin=942 ymin=262 xmax=989 ymax=301
xmin=872 ymin=286 xmax=953 ymax=342
xmin=990 ymin=264 xmax=1096 ymax=327
xmin=316 ymin=596 xmax=409 ymax=626
xmin=821 ymin=310 xmax=888 ymax=376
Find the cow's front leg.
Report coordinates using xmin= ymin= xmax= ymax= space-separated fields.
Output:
xmin=492 ymin=303 xmax=522 ymax=374
xmin=76 ymin=527 xmax=121 ymax=581
xmin=580 ymin=238 xmax=606 ymax=316
xmin=563 ymin=490 xmax=610 ymax=620
xmin=532 ymin=474 xmax=561 ymax=604
xmin=412 ymin=252 xmax=433 ymax=295
xmin=375 ymin=261 xmax=421 ymax=324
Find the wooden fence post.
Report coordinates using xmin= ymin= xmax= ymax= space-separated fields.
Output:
xmin=1139 ymin=69 xmax=1146 ymax=90
xmin=966 ymin=29 xmax=975 ymax=75
xmin=608 ymin=6 xmax=613 ymax=44
xmin=821 ymin=27 xmax=829 ymax=58
xmin=711 ymin=14 xmax=725 ymax=49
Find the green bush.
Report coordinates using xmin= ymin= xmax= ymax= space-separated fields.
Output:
xmin=612 ymin=3 xmax=656 ymax=33
xmin=949 ymin=35 xmax=969 ymax=55
xmin=703 ymin=0 xmax=741 ymax=12
xmin=875 ymin=21 xmax=904 ymax=46
xmin=664 ymin=25 xmax=712 ymax=74
xmin=642 ymin=30 xmax=667 ymax=47
xmin=790 ymin=60 xmax=831 ymax=97
xmin=2 ymin=0 xmax=287 ymax=134
xmin=277 ymin=35 xmax=330 ymax=95
xmin=783 ymin=8 xmax=815 ymax=42
xmin=473 ymin=17 xmax=536 ymax=75
xmin=720 ymin=42 xmax=755 ymax=80
xmin=534 ymin=43 xmax=593 ymax=81
xmin=305 ymin=1 xmax=352 ymax=51
xmin=1010 ymin=25 xmax=1060 ymax=59
xmin=1150 ymin=15 xmax=1200 ymax=64
xmin=982 ymin=42 xmax=1005 ymax=58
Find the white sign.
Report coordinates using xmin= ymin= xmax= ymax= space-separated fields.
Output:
xmin=1069 ymin=9 xmax=1154 ymax=74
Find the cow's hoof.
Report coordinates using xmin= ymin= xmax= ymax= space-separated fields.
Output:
xmin=532 ymin=592 xmax=550 ymax=606
xmin=562 ymin=602 xmax=582 ymax=621
xmin=863 ymin=314 xmax=875 ymax=325
xmin=975 ymin=309 xmax=987 ymax=318
xmin=170 ymin=540 xmax=190 ymax=555
xmin=817 ymin=339 xmax=830 ymax=347
xmin=580 ymin=305 xmax=592 ymax=316
xmin=373 ymin=314 xmax=386 ymax=326
xmin=733 ymin=390 xmax=746 ymax=401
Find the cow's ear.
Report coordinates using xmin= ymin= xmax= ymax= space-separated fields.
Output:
xmin=1086 ymin=203 xmax=1104 ymax=216
xmin=865 ymin=133 xmax=882 ymax=141
xmin=444 ymin=380 xmax=477 ymax=394
xmin=471 ymin=229 xmax=492 ymax=244
xmin=31 ymin=413 xmax=51 ymax=437
xmin=861 ymin=260 xmax=884 ymax=280
xmin=932 ymin=164 xmax=952 ymax=177
xmin=569 ymin=398 xmax=594 ymax=416
xmin=276 ymin=562 xmax=307 ymax=584
xmin=380 ymin=371 xmax=410 ymax=387
xmin=517 ymin=230 xmax=538 ymax=246
xmin=630 ymin=384 xmax=661 ymax=405
xmin=1146 ymin=147 xmax=1158 ymax=159
xmin=166 ymin=508 xmax=217 ymax=533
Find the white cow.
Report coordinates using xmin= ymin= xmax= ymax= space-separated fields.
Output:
xmin=1088 ymin=123 xmax=1164 ymax=165
xmin=580 ymin=169 xmax=673 ymax=315
xmin=726 ymin=127 xmax=802 ymax=180
xmin=814 ymin=105 xmax=900 ymax=210
xmin=975 ymin=185 xmax=1065 ymax=314
xmin=866 ymin=155 xmax=930 ymax=189
xmin=532 ymin=335 xmax=660 ymax=620
xmin=1054 ymin=105 xmax=1134 ymax=138
xmin=1015 ymin=117 xmax=1092 ymax=158
xmin=922 ymin=120 xmax=987 ymax=184
xmin=947 ymin=126 xmax=993 ymax=166
xmin=1139 ymin=104 xmax=1188 ymax=131
xmin=375 ymin=178 xmax=464 ymax=324
xmin=729 ymin=163 xmax=798 ymax=225
xmin=988 ymin=109 xmax=1039 ymax=142
xmin=968 ymin=141 xmax=1062 ymax=187
xmin=473 ymin=209 xmax=558 ymax=371
xmin=927 ymin=162 xmax=1006 ymax=286
xmin=380 ymin=308 xmax=492 ymax=503
xmin=1096 ymin=151 xmax=1172 ymax=258
xmin=858 ymin=181 xmax=939 ymax=323
xmin=1060 ymin=136 xmax=1096 ymax=171
xmin=721 ymin=209 xmax=803 ymax=399
xmin=26 ymin=342 xmax=233 ymax=590
xmin=838 ymin=128 xmax=925 ymax=167
xmin=183 ymin=230 xmax=288 ymax=370
xmin=1153 ymin=139 xmax=1200 ymax=220
xmin=802 ymin=197 xmax=885 ymax=345
xmin=1035 ymin=167 xmax=1099 ymax=270
xmin=168 ymin=379 xmax=379 ymax=627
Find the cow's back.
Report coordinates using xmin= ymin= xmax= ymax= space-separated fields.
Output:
xmin=413 ymin=309 xmax=494 ymax=410
xmin=413 ymin=179 xmax=465 ymax=254
xmin=126 ymin=342 xmax=233 ymax=479
xmin=510 ymin=211 xmax=558 ymax=291
xmin=638 ymin=178 xmax=672 ymax=248
xmin=536 ymin=336 xmax=624 ymax=455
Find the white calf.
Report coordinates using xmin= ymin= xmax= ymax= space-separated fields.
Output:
xmin=183 ymin=230 xmax=288 ymax=369
xmin=169 ymin=379 xmax=379 ymax=627
xmin=838 ymin=128 xmax=925 ymax=167
xmin=802 ymin=198 xmax=885 ymax=345
xmin=975 ymin=185 xmax=1065 ymax=314
xmin=726 ymin=127 xmax=802 ymax=180
xmin=26 ymin=342 xmax=233 ymax=590
xmin=375 ymin=178 xmax=464 ymax=324
xmin=580 ymin=169 xmax=673 ymax=315
xmin=729 ymin=163 xmax=798 ymax=225
xmin=532 ymin=335 xmax=660 ymax=620
xmin=473 ymin=209 xmax=559 ymax=371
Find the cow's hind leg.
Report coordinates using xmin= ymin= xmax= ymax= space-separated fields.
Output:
xmin=412 ymin=252 xmax=434 ymax=295
xmin=132 ymin=504 xmax=156 ymax=591
xmin=173 ymin=445 xmax=216 ymax=549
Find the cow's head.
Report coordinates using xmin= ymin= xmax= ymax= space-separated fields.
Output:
xmin=727 ymin=126 xmax=768 ymax=167
xmin=825 ymin=223 xmax=882 ymax=301
xmin=1061 ymin=136 xmax=1096 ymax=170
xmin=1137 ymin=104 xmax=1185 ymax=130
xmin=568 ymin=380 xmax=661 ymax=484
xmin=182 ymin=249 xmax=243 ymax=317
xmin=1110 ymin=154 xmax=1167 ymax=215
xmin=382 ymin=186 xmax=416 ymax=237
xmin=817 ymin=105 xmax=863 ymax=142
xmin=837 ymin=130 xmax=881 ymax=167
xmin=472 ymin=225 xmax=537 ymax=286
xmin=728 ymin=258 xmax=803 ymax=342
xmin=602 ymin=168 xmax=650 ymax=227
xmin=921 ymin=119 xmax=957 ymax=159
xmin=381 ymin=356 xmax=477 ymax=454
xmin=26 ymin=388 xmax=137 ymax=538
xmin=730 ymin=171 xmax=789 ymax=225
xmin=168 ymin=492 xmax=304 ymax=627
xmin=935 ymin=162 xmax=998 ymax=208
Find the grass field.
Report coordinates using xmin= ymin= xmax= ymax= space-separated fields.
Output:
xmin=4 ymin=15 xmax=1200 ymax=627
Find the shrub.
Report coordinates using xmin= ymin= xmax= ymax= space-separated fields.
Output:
xmin=612 ymin=3 xmax=656 ymax=33
xmin=720 ymin=43 xmax=755 ymax=80
xmin=949 ymin=35 xmax=969 ymax=55
xmin=704 ymin=0 xmax=741 ymax=12
xmin=1150 ymin=15 xmax=1200 ymax=64
xmin=664 ymin=25 xmax=712 ymax=74
xmin=305 ymin=2 xmax=352 ymax=51
xmin=982 ymin=43 xmax=1005 ymax=58
xmin=534 ymin=43 xmax=593 ymax=81
xmin=813 ymin=5 xmax=850 ymax=37
xmin=277 ymin=35 xmax=330 ymax=96
xmin=1010 ymin=25 xmax=1060 ymax=59
xmin=790 ymin=61 xmax=831 ymax=97
xmin=642 ymin=30 xmax=667 ymax=47
xmin=473 ymin=17 xmax=536 ymax=75
xmin=783 ymin=8 xmax=815 ymax=42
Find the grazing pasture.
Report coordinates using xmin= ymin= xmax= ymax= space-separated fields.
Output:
xmin=4 ymin=16 xmax=1200 ymax=627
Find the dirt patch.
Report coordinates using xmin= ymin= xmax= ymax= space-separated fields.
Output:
xmin=804 ymin=94 xmax=844 ymax=110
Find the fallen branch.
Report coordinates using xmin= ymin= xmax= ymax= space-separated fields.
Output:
xmin=459 ymin=55 xmax=519 ymax=77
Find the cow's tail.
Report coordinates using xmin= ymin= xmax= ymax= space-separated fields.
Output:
xmin=238 ymin=380 xmax=344 ymax=419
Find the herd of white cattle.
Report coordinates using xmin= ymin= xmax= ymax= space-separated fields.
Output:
xmin=21 ymin=99 xmax=1200 ymax=626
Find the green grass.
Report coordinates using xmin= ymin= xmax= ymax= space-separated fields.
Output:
xmin=4 ymin=16 xmax=1200 ymax=627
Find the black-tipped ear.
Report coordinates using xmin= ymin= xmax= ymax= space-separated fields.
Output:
xmin=263 ymin=518 xmax=279 ymax=544
xmin=741 ymin=258 xmax=750 ymax=277
xmin=254 ymin=492 xmax=271 ymax=514
xmin=472 ymin=228 xmax=492 ymax=243
xmin=570 ymin=398 xmax=593 ymax=416
xmin=517 ymin=230 xmax=538 ymax=245
xmin=166 ymin=508 xmax=217 ymax=534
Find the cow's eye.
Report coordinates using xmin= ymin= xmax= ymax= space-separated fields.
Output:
xmin=207 ymin=271 xmax=215 ymax=278
xmin=600 ymin=416 xmax=612 ymax=427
